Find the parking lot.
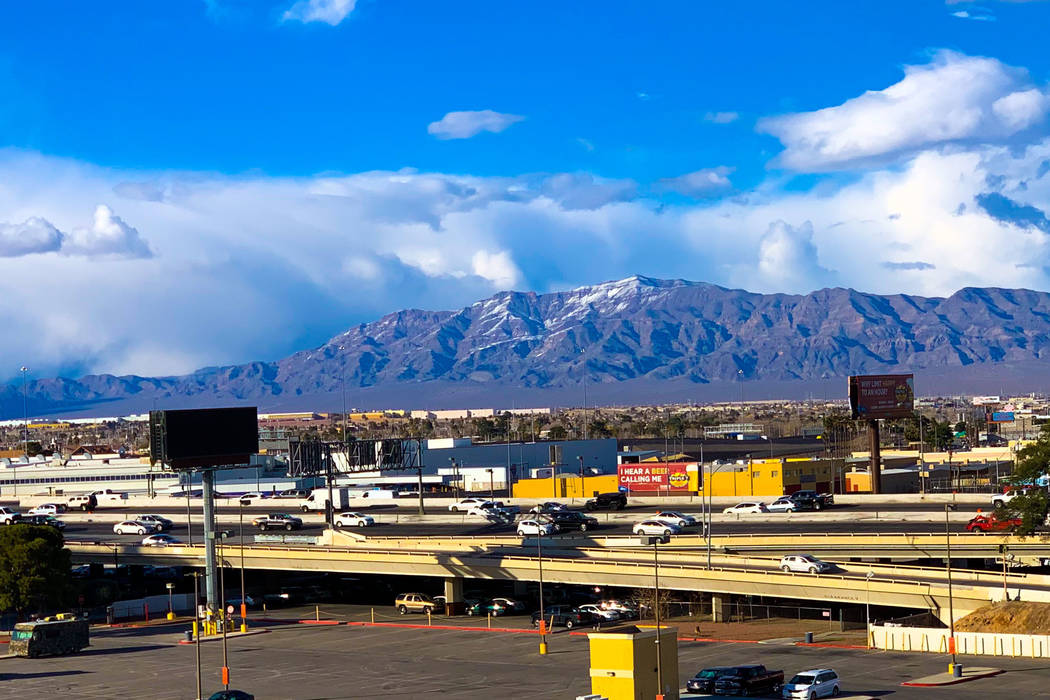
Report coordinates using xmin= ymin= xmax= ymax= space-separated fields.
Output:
xmin=3 ymin=620 xmax=1049 ymax=699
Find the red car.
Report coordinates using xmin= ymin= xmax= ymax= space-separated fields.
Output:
xmin=966 ymin=513 xmax=1021 ymax=533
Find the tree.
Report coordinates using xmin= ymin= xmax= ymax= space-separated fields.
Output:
xmin=0 ymin=525 xmax=72 ymax=616
xmin=547 ymin=424 xmax=567 ymax=440
xmin=1002 ymin=423 xmax=1050 ymax=534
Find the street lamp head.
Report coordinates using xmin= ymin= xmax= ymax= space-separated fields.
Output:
xmin=866 ymin=571 xmax=875 ymax=579
xmin=946 ymin=503 xmax=958 ymax=512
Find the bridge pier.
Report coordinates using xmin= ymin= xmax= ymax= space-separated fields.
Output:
xmin=444 ymin=577 xmax=465 ymax=616
xmin=202 ymin=469 xmax=219 ymax=617
xmin=711 ymin=593 xmax=730 ymax=623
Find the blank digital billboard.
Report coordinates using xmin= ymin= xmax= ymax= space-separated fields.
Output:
xmin=150 ymin=407 xmax=258 ymax=470
xmin=848 ymin=374 xmax=915 ymax=420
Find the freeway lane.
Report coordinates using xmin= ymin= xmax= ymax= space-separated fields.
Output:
xmin=61 ymin=517 xmax=982 ymax=547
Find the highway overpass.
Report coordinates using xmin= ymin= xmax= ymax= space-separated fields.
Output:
xmin=67 ymin=535 xmax=1050 ymax=623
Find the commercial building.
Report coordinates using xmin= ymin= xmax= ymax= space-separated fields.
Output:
xmin=699 ymin=457 xmax=846 ymax=498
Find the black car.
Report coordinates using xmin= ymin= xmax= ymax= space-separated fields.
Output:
xmin=21 ymin=514 xmax=66 ymax=530
xmin=207 ymin=692 xmax=254 ymax=700
xmin=792 ymin=490 xmax=833 ymax=510
xmin=531 ymin=605 xmax=594 ymax=629
xmin=545 ymin=511 xmax=599 ymax=533
xmin=686 ymin=667 xmax=736 ymax=694
xmin=585 ymin=492 xmax=627 ymax=511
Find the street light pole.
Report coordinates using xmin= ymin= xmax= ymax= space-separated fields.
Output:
xmin=537 ymin=533 xmax=547 ymax=655
xmin=239 ymin=504 xmax=247 ymax=632
xmin=577 ymin=455 xmax=584 ymax=499
xmin=652 ymin=536 xmax=664 ymax=700
xmin=865 ymin=571 xmax=874 ymax=649
xmin=219 ymin=533 xmax=229 ymax=690
xmin=167 ymin=582 xmax=176 ymax=621
xmin=945 ymin=503 xmax=957 ymax=672
xmin=193 ymin=571 xmax=202 ymax=700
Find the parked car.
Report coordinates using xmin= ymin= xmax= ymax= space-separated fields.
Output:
xmin=687 ymin=667 xmax=737 ymax=695
xmin=239 ymin=492 xmax=267 ymax=506
xmin=713 ymin=664 xmax=784 ymax=696
xmin=724 ymin=502 xmax=768 ymax=514
xmin=599 ymin=600 xmax=639 ymax=619
xmin=113 ymin=520 xmax=157 ymax=536
xmin=577 ymin=603 xmax=619 ymax=621
xmin=782 ymin=668 xmax=840 ymax=699
xmin=633 ymin=519 xmax=681 ymax=537
xmin=544 ymin=511 xmax=599 ymax=533
xmin=207 ymin=691 xmax=254 ymax=700
xmin=652 ymin=511 xmax=699 ymax=528
xmin=0 ymin=507 xmax=21 ymax=524
xmin=142 ymin=534 xmax=182 ymax=546
xmin=767 ymin=497 xmax=802 ymax=513
xmin=67 ymin=495 xmax=97 ymax=511
xmin=334 ymin=512 xmax=375 ymax=528
xmin=530 ymin=605 xmax=593 ymax=629
xmin=516 ymin=518 xmax=555 ymax=536
xmin=448 ymin=497 xmax=492 ymax=512
xmin=966 ymin=512 xmax=1022 ymax=533
xmin=779 ymin=554 xmax=833 ymax=574
xmin=529 ymin=501 xmax=569 ymax=514
xmin=28 ymin=504 xmax=66 ymax=516
xmin=252 ymin=513 xmax=303 ymax=531
xmin=585 ymin=492 xmax=627 ymax=511
xmin=135 ymin=514 xmax=174 ymax=531
xmin=394 ymin=592 xmax=438 ymax=614
xmin=467 ymin=597 xmax=526 ymax=616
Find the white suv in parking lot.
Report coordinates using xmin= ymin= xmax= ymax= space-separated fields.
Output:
xmin=782 ymin=668 xmax=840 ymax=699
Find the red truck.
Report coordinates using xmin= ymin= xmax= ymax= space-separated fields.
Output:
xmin=966 ymin=513 xmax=1021 ymax=533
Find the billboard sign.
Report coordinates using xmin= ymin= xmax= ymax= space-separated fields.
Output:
xmin=618 ymin=463 xmax=691 ymax=492
xmin=150 ymin=407 xmax=259 ymax=470
xmin=848 ymin=374 xmax=915 ymax=420
xmin=990 ymin=411 xmax=1016 ymax=423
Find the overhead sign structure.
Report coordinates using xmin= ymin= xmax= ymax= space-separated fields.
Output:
xmin=990 ymin=411 xmax=1016 ymax=423
xmin=618 ymin=463 xmax=691 ymax=492
xmin=848 ymin=374 xmax=915 ymax=420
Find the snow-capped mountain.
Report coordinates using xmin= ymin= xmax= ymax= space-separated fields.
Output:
xmin=5 ymin=276 xmax=1050 ymax=417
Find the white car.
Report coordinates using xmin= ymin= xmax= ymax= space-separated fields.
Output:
xmin=652 ymin=511 xmax=698 ymax=528
xmin=782 ymin=668 xmax=840 ymax=699
xmin=767 ymin=497 xmax=801 ymax=513
xmin=779 ymin=554 xmax=833 ymax=574
xmin=335 ymin=512 xmax=375 ymax=528
xmin=577 ymin=603 xmax=619 ymax=621
xmin=723 ymin=502 xmax=769 ymax=514
xmin=529 ymin=501 xmax=569 ymax=514
xmin=239 ymin=492 xmax=267 ymax=505
xmin=516 ymin=519 xmax=555 ymax=536
xmin=449 ymin=498 xmax=491 ymax=512
xmin=632 ymin=519 xmax=681 ymax=537
xmin=142 ymin=534 xmax=182 ymax=546
xmin=28 ymin=504 xmax=63 ymax=516
xmin=0 ymin=507 xmax=20 ymax=524
xmin=113 ymin=520 xmax=157 ymax=536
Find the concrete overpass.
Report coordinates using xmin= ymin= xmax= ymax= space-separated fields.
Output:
xmin=67 ymin=537 xmax=1050 ymax=623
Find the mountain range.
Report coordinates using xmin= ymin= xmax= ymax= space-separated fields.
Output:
xmin=4 ymin=276 xmax=1050 ymax=418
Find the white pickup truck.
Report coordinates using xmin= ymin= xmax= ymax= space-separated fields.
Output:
xmin=0 ymin=507 xmax=20 ymax=525
xmin=89 ymin=489 xmax=128 ymax=504
xmin=992 ymin=489 xmax=1032 ymax=509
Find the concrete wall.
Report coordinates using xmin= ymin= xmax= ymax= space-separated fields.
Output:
xmin=871 ymin=625 xmax=1050 ymax=658
xmin=110 ymin=593 xmax=195 ymax=619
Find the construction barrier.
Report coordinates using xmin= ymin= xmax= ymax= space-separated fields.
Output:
xmin=871 ymin=625 xmax=1050 ymax=658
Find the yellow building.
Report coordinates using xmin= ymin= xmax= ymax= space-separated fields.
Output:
xmin=700 ymin=458 xmax=845 ymax=498
xmin=513 ymin=474 xmax=619 ymax=499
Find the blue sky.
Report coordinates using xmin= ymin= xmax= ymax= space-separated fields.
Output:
xmin=3 ymin=0 xmax=1050 ymax=381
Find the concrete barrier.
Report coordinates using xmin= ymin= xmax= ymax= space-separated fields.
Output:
xmin=871 ymin=625 xmax=1050 ymax=658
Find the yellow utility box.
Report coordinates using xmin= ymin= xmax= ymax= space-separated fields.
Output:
xmin=588 ymin=625 xmax=678 ymax=700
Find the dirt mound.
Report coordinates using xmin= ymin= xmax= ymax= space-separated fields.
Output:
xmin=955 ymin=601 xmax=1050 ymax=634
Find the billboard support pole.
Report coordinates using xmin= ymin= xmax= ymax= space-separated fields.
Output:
xmin=202 ymin=469 xmax=219 ymax=619
xmin=868 ymin=419 xmax=882 ymax=495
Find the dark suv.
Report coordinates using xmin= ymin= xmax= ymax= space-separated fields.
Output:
xmin=586 ymin=492 xmax=627 ymax=511
xmin=531 ymin=605 xmax=594 ymax=629
xmin=545 ymin=511 xmax=600 ymax=533
xmin=792 ymin=490 xmax=833 ymax=510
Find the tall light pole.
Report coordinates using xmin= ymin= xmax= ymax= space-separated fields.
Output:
xmin=192 ymin=571 xmax=202 ymax=700
xmin=648 ymin=535 xmax=665 ymax=700
xmin=865 ymin=571 xmax=874 ymax=648
xmin=18 ymin=365 xmax=28 ymax=497
xmin=537 ymin=532 xmax=547 ymax=655
xmin=219 ymin=531 xmax=230 ymax=691
xmin=239 ymin=503 xmax=247 ymax=632
xmin=577 ymin=455 xmax=585 ymax=499
xmin=945 ymin=503 xmax=957 ymax=673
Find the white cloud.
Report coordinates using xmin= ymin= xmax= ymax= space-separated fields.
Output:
xmin=427 ymin=110 xmax=525 ymax=140
xmin=0 ymin=217 xmax=64 ymax=257
xmin=62 ymin=205 xmax=153 ymax=259
xmin=704 ymin=111 xmax=739 ymax=124
xmin=758 ymin=50 xmax=1050 ymax=171
xmin=4 ymin=132 xmax=1050 ymax=379
xmin=951 ymin=10 xmax=996 ymax=20
xmin=471 ymin=250 xmax=522 ymax=288
xmin=282 ymin=0 xmax=357 ymax=25
xmin=656 ymin=167 xmax=734 ymax=197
